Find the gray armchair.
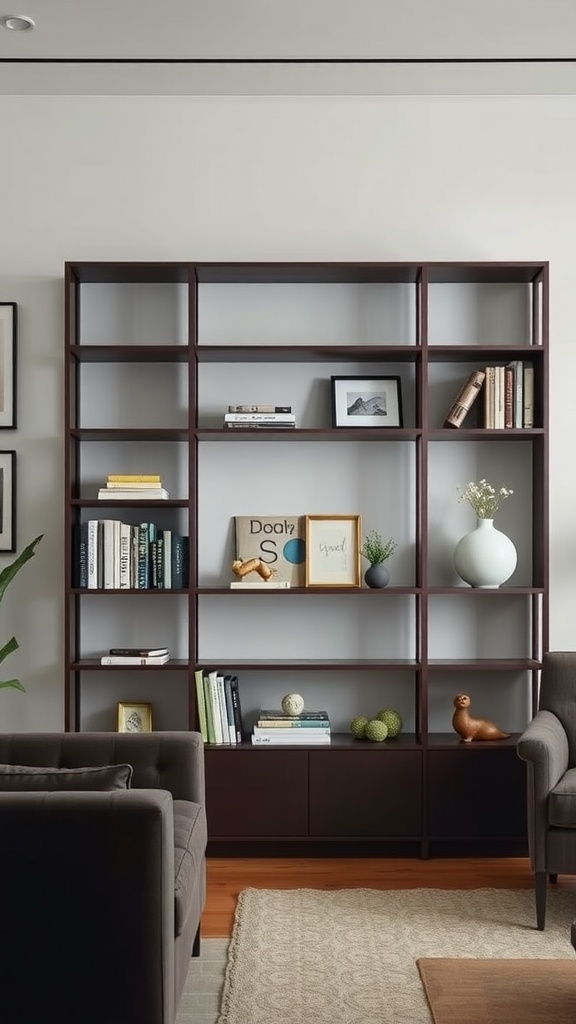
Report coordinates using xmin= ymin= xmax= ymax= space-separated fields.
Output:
xmin=517 ymin=652 xmax=576 ymax=929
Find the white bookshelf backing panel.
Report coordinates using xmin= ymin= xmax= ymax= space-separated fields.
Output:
xmin=78 ymin=670 xmax=189 ymax=732
xmin=79 ymin=282 xmax=188 ymax=346
xmin=79 ymin=363 xmax=188 ymax=430
xmin=78 ymin=594 xmax=188 ymax=659
xmin=198 ymin=283 xmax=416 ymax=347
xmin=428 ymin=596 xmax=530 ymax=661
xmin=427 ymin=283 xmax=529 ymax=347
xmin=428 ymin=671 xmax=533 ymax=735
xmin=197 ymin=595 xmax=416 ymax=662
xmin=78 ymin=440 xmax=189 ymax=500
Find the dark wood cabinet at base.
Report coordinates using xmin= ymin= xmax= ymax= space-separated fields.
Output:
xmin=205 ymin=748 xmax=308 ymax=838
xmin=427 ymin=747 xmax=527 ymax=840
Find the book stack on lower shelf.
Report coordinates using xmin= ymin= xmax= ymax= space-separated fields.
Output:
xmin=251 ymin=709 xmax=331 ymax=745
xmin=97 ymin=474 xmax=170 ymax=500
xmin=100 ymin=646 xmax=170 ymax=665
xmin=195 ymin=669 xmax=243 ymax=745
xmin=224 ymin=404 xmax=296 ymax=430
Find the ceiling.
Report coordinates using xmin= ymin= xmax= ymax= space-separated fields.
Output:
xmin=1 ymin=0 xmax=576 ymax=96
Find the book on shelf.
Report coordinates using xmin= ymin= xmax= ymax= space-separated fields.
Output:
xmin=253 ymin=725 xmax=330 ymax=736
xmin=216 ymin=673 xmax=231 ymax=745
xmin=109 ymin=647 xmax=169 ymax=657
xmin=100 ymin=653 xmax=171 ymax=665
xmin=504 ymin=365 xmax=514 ymax=429
xmin=98 ymin=488 xmax=169 ymax=500
xmin=229 ymin=581 xmax=291 ymax=589
xmin=251 ymin=732 xmax=331 ymax=745
xmin=224 ymin=413 xmax=296 ymax=423
xmin=254 ymin=718 xmax=330 ymax=728
xmin=234 ymin=515 xmax=305 ymax=587
xmin=443 ymin=370 xmax=486 ymax=429
xmin=523 ymin=361 xmax=535 ymax=427
xmin=224 ymin=422 xmax=296 ymax=430
xmin=206 ymin=670 xmax=225 ymax=744
xmin=194 ymin=669 xmax=209 ymax=743
xmin=202 ymin=673 xmax=217 ymax=744
xmin=258 ymin=709 xmax=330 ymax=721
xmin=107 ymin=475 xmax=162 ymax=483
xmin=228 ymin=675 xmax=243 ymax=744
xmin=228 ymin=405 xmax=292 ymax=413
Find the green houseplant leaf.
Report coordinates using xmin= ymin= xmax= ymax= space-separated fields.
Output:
xmin=0 ymin=534 xmax=43 ymax=691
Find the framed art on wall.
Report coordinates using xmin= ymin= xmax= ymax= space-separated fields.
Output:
xmin=331 ymin=375 xmax=403 ymax=428
xmin=0 ymin=451 xmax=16 ymax=553
xmin=117 ymin=701 xmax=153 ymax=733
xmin=0 ymin=304 xmax=17 ymax=429
xmin=305 ymin=514 xmax=362 ymax=587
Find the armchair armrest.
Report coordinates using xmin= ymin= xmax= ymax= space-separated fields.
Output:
xmin=517 ymin=710 xmax=570 ymax=871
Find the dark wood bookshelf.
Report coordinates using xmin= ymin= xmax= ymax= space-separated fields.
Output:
xmin=64 ymin=259 xmax=548 ymax=857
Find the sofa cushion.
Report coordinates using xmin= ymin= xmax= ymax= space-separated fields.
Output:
xmin=0 ymin=763 xmax=133 ymax=791
xmin=549 ymin=767 xmax=576 ymax=828
xmin=173 ymin=798 xmax=208 ymax=937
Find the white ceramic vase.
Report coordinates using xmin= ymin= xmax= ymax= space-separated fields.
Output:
xmin=453 ymin=517 xmax=517 ymax=588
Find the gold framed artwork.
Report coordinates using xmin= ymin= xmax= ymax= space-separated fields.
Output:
xmin=305 ymin=514 xmax=362 ymax=587
xmin=117 ymin=701 xmax=153 ymax=733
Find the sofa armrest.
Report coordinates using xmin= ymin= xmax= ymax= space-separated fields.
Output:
xmin=517 ymin=710 xmax=570 ymax=871
xmin=0 ymin=789 xmax=175 ymax=1024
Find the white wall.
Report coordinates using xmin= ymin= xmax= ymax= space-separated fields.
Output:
xmin=0 ymin=93 xmax=574 ymax=730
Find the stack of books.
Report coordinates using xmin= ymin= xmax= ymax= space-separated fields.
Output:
xmin=98 ymin=474 xmax=169 ymax=499
xmin=74 ymin=520 xmax=189 ymax=589
xmin=224 ymin=405 xmax=296 ymax=430
xmin=194 ymin=668 xmax=243 ymax=745
xmin=251 ymin=709 xmax=331 ymax=745
xmin=100 ymin=646 xmax=170 ymax=665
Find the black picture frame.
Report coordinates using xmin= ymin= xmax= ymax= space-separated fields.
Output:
xmin=0 ymin=450 xmax=16 ymax=552
xmin=331 ymin=375 xmax=403 ymax=428
xmin=0 ymin=303 xmax=16 ymax=429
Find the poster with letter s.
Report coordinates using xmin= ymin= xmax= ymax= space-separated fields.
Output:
xmin=234 ymin=515 xmax=305 ymax=586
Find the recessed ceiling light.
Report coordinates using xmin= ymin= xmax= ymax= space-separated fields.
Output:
xmin=0 ymin=14 xmax=35 ymax=31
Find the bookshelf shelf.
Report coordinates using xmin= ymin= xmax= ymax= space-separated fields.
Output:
xmin=65 ymin=259 xmax=548 ymax=858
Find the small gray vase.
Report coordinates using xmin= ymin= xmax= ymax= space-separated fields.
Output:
xmin=364 ymin=563 xmax=390 ymax=589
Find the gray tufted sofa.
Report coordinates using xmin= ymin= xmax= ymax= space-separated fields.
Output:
xmin=0 ymin=731 xmax=207 ymax=1024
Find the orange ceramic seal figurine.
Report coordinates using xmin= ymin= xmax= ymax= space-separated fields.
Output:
xmin=452 ymin=693 xmax=510 ymax=742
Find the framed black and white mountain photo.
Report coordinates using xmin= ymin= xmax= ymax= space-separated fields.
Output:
xmin=331 ymin=375 xmax=403 ymax=428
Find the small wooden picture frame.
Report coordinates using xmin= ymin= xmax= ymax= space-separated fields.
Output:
xmin=305 ymin=514 xmax=362 ymax=587
xmin=117 ymin=701 xmax=153 ymax=733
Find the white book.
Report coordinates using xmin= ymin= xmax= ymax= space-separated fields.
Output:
xmin=251 ymin=733 xmax=331 ymax=745
xmin=163 ymin=529 xmax=172 ymax=588
xmin=207 ymin=670 xmax=224 ymax=743
xmin=523 ymin=362 xmax=535 ymax=427
xmin=229 ymin=581 xmax=291 ymax=589
xmin=253 ymin=726 xmax=331 ymax=736
xmin=119 ymin=523 xmax=132 ymax=589
xmin=224 ymin=413 xmax=296 ymax=423
xmin=87 ymin=519 xmax=99 ymax=589
xmin=216 ymin=673 xmax=231 ymax=745
xmin=100 ymin=653 xmax=170 ymax=665
xmin=98 ymin=488 xmax=169 ymax=500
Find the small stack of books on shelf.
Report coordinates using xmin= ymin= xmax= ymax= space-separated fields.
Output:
xmin=224 ymin=405 xmax=296 ymax=430
xmin=100 ymin=646 xmax=170 ymax=665
xmin=194 ymin=669 xmax=243 ymax=745
xmin=443 ymin=361 xmax=535 ymax=429
xmin=98 ymin=474 xmax=170 ymax=499
xmin=251 ymin=709 xmax=331 ymax=745
xmin=74 ymin=520 xmax=189 ymax=589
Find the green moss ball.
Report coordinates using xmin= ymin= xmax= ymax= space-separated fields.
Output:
xmin=350 ymin=715 xmax=369 ymax=739
xmin=376 ymin=708 xmax=403 ymax=738
xmin=365 ymin=719 xmax=389 ymax=742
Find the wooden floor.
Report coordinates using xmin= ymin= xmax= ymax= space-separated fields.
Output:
xmin=202 ymin=856 xmax=576 ymax=938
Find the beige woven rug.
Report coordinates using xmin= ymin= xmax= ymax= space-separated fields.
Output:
xmin=215 ymin=887 xmax=576 ymax=1024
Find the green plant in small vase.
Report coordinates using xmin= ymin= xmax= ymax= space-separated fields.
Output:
xmin=0 ymin=534 xmax=43 ymax=691
xmin=360 ymin=530 xmax=397 ymax=589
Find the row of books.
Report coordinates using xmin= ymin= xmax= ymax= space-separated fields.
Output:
xmin=74 ymin=520 xmax=189 ymax=589
xmin=251 ymin=709 xmax=331 ymax=745
xmin=100 ymin=646 xmax=170 ymax=666
xmin=224 ymin=404 xmax=295 ymax=430
xmin=444 ymin=362 xmax=535 ymax=429
xmin=195 ymin=669 xmax=243 ymax=745
xmin=97 ymin=474 xmax=169 ymax=500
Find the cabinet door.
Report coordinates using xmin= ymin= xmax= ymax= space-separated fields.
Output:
xmin=427 ymin=748 xmax=527 ymax=839
xmin=204 ymin=749 xmax=308 ymax=837
xmin=309 ymin=749 xmax=422 ymax=837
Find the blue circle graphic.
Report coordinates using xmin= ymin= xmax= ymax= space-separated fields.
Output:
xmin=283 ymin=538 xmax=306 ymax=565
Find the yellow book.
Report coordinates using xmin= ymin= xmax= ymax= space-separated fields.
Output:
xmin=107 ymin=474 xmax=161 ymax=483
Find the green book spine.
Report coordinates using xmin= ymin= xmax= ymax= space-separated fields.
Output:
xmin=203 ymin=672 xmax=216 ymax=744
xmin=194 ymin=669 xmax=209 ymax=742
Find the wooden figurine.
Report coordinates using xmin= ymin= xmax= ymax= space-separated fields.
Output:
xmin=452 ymin=693 xmax=510 ymax=742
xmin=231 ymin=557 xmax=277 ymax=582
